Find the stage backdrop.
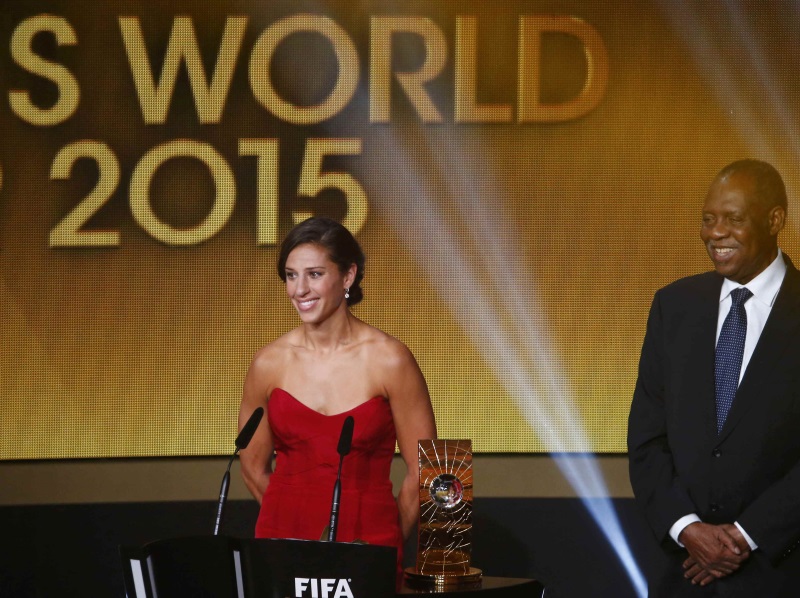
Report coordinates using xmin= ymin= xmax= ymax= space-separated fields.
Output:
xmin=1 ymin=0 xmax=798 ymax=459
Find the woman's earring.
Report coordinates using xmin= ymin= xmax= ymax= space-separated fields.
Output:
xmin=345 ymin=288 xmax=350 ymax=299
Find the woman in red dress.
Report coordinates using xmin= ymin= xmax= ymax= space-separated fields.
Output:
xmin=238 ymin=217 xmax=437 ymax=578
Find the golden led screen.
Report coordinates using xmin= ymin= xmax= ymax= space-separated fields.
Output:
xmin=2 ymin=0 xmax=799 ymax=459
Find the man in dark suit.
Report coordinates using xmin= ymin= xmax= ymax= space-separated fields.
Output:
xmin=628 ymin=160 xmax=800 ymax=596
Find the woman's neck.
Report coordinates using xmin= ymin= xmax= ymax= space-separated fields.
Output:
xmin=300 ymin=308 xmax=357 ymax=352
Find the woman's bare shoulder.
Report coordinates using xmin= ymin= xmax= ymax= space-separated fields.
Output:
xmin=358 ymin=324 xmax=416 ymax=366
xmin=242 ymin=330 xmax=306 ymax=404
xmin=249 ymin=329 xmax=301 ymax=370
xmin=358 ymin=326 xmax=430 ymax=407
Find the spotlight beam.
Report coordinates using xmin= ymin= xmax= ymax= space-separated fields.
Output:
xmin=366 ymin=126 xmax=647 ymax=596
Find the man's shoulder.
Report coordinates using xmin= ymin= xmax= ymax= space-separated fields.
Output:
xmin=657 ymin=270 xmax=720 ymax=300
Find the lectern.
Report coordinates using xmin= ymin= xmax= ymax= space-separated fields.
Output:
xmin=120 ymin=536 xmax=397 ymax=597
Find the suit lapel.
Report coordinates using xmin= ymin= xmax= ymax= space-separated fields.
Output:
xmin=719 ymin=260 xmax=800 ymax=441
xmin=682 ymin=272 xmax=723 ymax=438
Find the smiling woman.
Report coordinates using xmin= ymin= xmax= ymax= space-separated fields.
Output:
xmin=278 ymin=215 xmax=366 ymax=317
xmin=237 ymin=216 xmax=437 ymax=582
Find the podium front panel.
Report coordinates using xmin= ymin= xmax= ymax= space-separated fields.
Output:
xmin=240 ymin=538 xmax=396 ymax=598
xmin=121 ymin=536 xmax=241 ymax=598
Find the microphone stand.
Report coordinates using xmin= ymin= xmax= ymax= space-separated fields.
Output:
xmin=214 ymin=451 xmax=237 ymax=536
xmin=327 ymin=415 xmax=354 ymax=542
xmin=327 ymin=452 xmax=345 ymax=542
xmin=214 ymin=406 xmax=263 ymax=536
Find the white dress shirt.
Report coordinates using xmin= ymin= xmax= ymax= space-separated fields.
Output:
xmin=669 ymin=250 xmax=787 ymax=550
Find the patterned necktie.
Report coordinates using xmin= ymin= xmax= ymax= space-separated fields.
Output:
xmin=715 ymin=287 xmax=753 ymax=434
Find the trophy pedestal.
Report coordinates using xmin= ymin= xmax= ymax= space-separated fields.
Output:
xmin=404 ymin=566 xmax=483 ymax=590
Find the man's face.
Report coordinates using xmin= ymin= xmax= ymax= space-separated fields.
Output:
xmin=700 ymin=172 xmax=784 ymax=284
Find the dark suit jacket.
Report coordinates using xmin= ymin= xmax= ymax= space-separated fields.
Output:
xmin=628 ymin=255 xmax=800 ymax=593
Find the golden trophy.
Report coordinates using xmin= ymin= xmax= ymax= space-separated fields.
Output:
xmin=404 ymin=439 xmax=482 ymax=589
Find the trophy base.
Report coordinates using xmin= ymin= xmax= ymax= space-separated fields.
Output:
xmin=403 ymin=567 xmax=483 ymax=590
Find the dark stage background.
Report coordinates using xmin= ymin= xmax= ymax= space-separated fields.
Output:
xmin=0 ymin=497 xmax=665 ymax=598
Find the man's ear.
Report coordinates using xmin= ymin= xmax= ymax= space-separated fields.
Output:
xmin=768 ymin=205 xmax=786 ymax=236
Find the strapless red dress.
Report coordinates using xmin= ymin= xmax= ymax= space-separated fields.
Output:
xmin=255 ymin=388 xmax=403 ymax=573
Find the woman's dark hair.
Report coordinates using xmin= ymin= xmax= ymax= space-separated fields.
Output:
xmin=277 ymin=217 xmax=365 ymax=306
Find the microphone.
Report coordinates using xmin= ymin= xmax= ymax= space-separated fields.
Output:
xmin=327 ymin=416 xmax=354 ymax=542
xmin=214 ymin=407 xmax=264 ymax=536
xmin=236 ymin=407 xmax=264 ymax=450
xmin=337 ymin=415 xmax=354 ymax=456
